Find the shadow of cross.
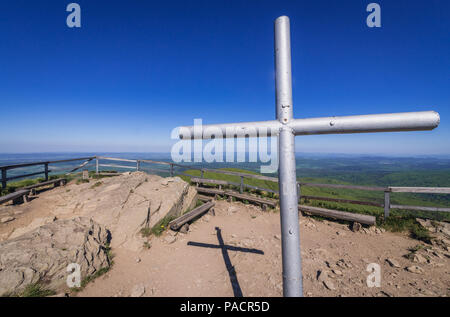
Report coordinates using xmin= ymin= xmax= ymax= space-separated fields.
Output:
xmin=187 ymin=227 xmax=264 ymax=297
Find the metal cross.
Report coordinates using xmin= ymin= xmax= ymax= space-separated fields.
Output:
xmin=179 ymin=16 xmax=440 ymax=297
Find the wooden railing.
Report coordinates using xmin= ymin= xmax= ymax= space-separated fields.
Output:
xmin=1 ymin=155 xmax=449 ymax=219
xmin=0 ymin=157 xmax=95 ymax=189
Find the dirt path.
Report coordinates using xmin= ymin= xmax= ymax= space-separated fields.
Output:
xmin=77 ymin=200 xmax=450 ymax=297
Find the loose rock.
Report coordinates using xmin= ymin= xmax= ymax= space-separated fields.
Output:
xmin=323 ymin=280 xmax=336 ymax=290
xmin=406 ymin=266 xmax=424 ymax=274
xmin=130 ymin=284 xmax=145 ymax=297
xmin=0 ymin=216 xmax=15 ymax=224
xmin=386 ymin=258 xmax=401 ymax=268
xmin=351 ymin=222 xmax=362 ymax=232
xmin=164 ymin=235 xmax=177 ymax=244
xmin=412 ymin=254 xmax=428 ymax=264
xmin=179 ymin=223 xmax=189 ymax=234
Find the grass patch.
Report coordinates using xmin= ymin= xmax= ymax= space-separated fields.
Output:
xmin=2 ymin=282 xmax=56 ymax=297
xmin=76 ymin=178 xmax=90 ymax=185
xmin=140 ymin=227 xmax=152 ymax=237
xmin=151 ymin=214 xmax=176 ymax=236
xmin=21 ymin=283 xmax=56 ymax=297
xmin=404 ymin=243 xmax=431 ymax=260
xmin=0 ymin=174 xmax=78 ymax=196
xmin=410 ymin=225 xmax=433 ymax=244
xmin=382 ymin=216 xmax=433 ymax=244
xmin=70 ymin=266 xmax=111 ymax=293
xmin=90 ymin=181 xmax=103 ymax=189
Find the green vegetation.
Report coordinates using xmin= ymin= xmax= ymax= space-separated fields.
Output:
xmin=404 ymin=244 xmax=432 ymax=260
xmin=382 ymin=216 xmax=433 ymax=244
xmin=0 ymin=170 xmax=120 ymax=197
xmin=150 ymin=214 xmax=176 ymax=236
xmin=181 ymin=166 xmax=449 ymax=243
xmin=143 ymin=200 xmax=205 ymax=238
xmin=140 ymin=227 xmax=152 ymax=237
xmin=2 ymin=282 xmax=56 ymax=297
xmin=70 ymin=266 xmax=111 ymax=293
xmin=0 ymin=174 xmax=75 ymax=196
xmin=90 ymin=181 xmax=103 ymax=189
xmin=76 ymin=178 xmax=90 ymax=185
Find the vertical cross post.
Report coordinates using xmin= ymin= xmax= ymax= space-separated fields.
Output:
xmin=170 ymin=163 xmax=174 ymax=177
xmin=96 ymin=157 xmax=99 ymax=174
xmin=137 ymin=160 xmax=140 ymax=171
xmin=275 ymin=16 xmax=303 ymax=297
xmin=384 ymin=190 xmax=391 ymax=220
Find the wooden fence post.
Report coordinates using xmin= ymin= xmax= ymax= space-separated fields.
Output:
xmin=201 ymin=169 xmax=204 ymax=179
xmin=96 ymin=157 xmax=99 ymax=174
xmin=384 ymin=191 xmax=390 ymax=220
xmin=44 ymin=163 xmax=49 ymax=181
xmin=136 ymin=160 xmax=140 ymax=171
xmin=170 ymin=164 xmax=174 ymax=177
xmin=240 ymin=176 xmax=244 ymax=194
xmin=1 ymin=168 xmax=6 ymax=189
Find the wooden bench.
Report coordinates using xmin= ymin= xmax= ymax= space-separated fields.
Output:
xmin=169 ymin=201 xmax=215 ymax=231
xmin=298 ymin=205 xmax=376 ymax=226
xmin=191 ymin=177 xmax=235 ymax=190
xmin=22 ymin=178 xmax=66 ymax=195
xmin=198 ymin=194 xmax=214 ymax=202
xmin=224 ymin=191 xmax=278 ymax=210
xmin=195 ymin=186 xmax=277 ymax=210
xmin=196 ymin=187 xmax=226 ymax=196
xmin=0 ymin=189 xmax=31 ymax=205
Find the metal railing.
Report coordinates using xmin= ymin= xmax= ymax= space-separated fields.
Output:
xmin=0 ymin=157 xmax=95 ymax=189
xmin=94 ymin=156 xmax=450 ymax=219
xmin=1 ymin=155 xmax=449 ymax=219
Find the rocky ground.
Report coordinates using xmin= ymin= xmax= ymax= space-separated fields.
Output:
xmin=77 ymin=200 xmax=449 ymax=297
xmin=0 ymin=173 xmax=449 ymax=297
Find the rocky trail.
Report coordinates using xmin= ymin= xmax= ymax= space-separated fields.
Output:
xmin=0 ymin=172 xmax=449 ymax=297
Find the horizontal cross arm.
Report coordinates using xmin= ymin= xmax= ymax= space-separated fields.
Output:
xmin=290 ymin=111 xmax=439 ymax=136
xmin=178 ymin=120 xmax=281 ymax=139
xmin=178 ymin=111 xmax=439 ymax=139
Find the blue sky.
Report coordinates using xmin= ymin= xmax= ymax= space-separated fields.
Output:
xmin=0 ymin=0 xmax=449 ymax=155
